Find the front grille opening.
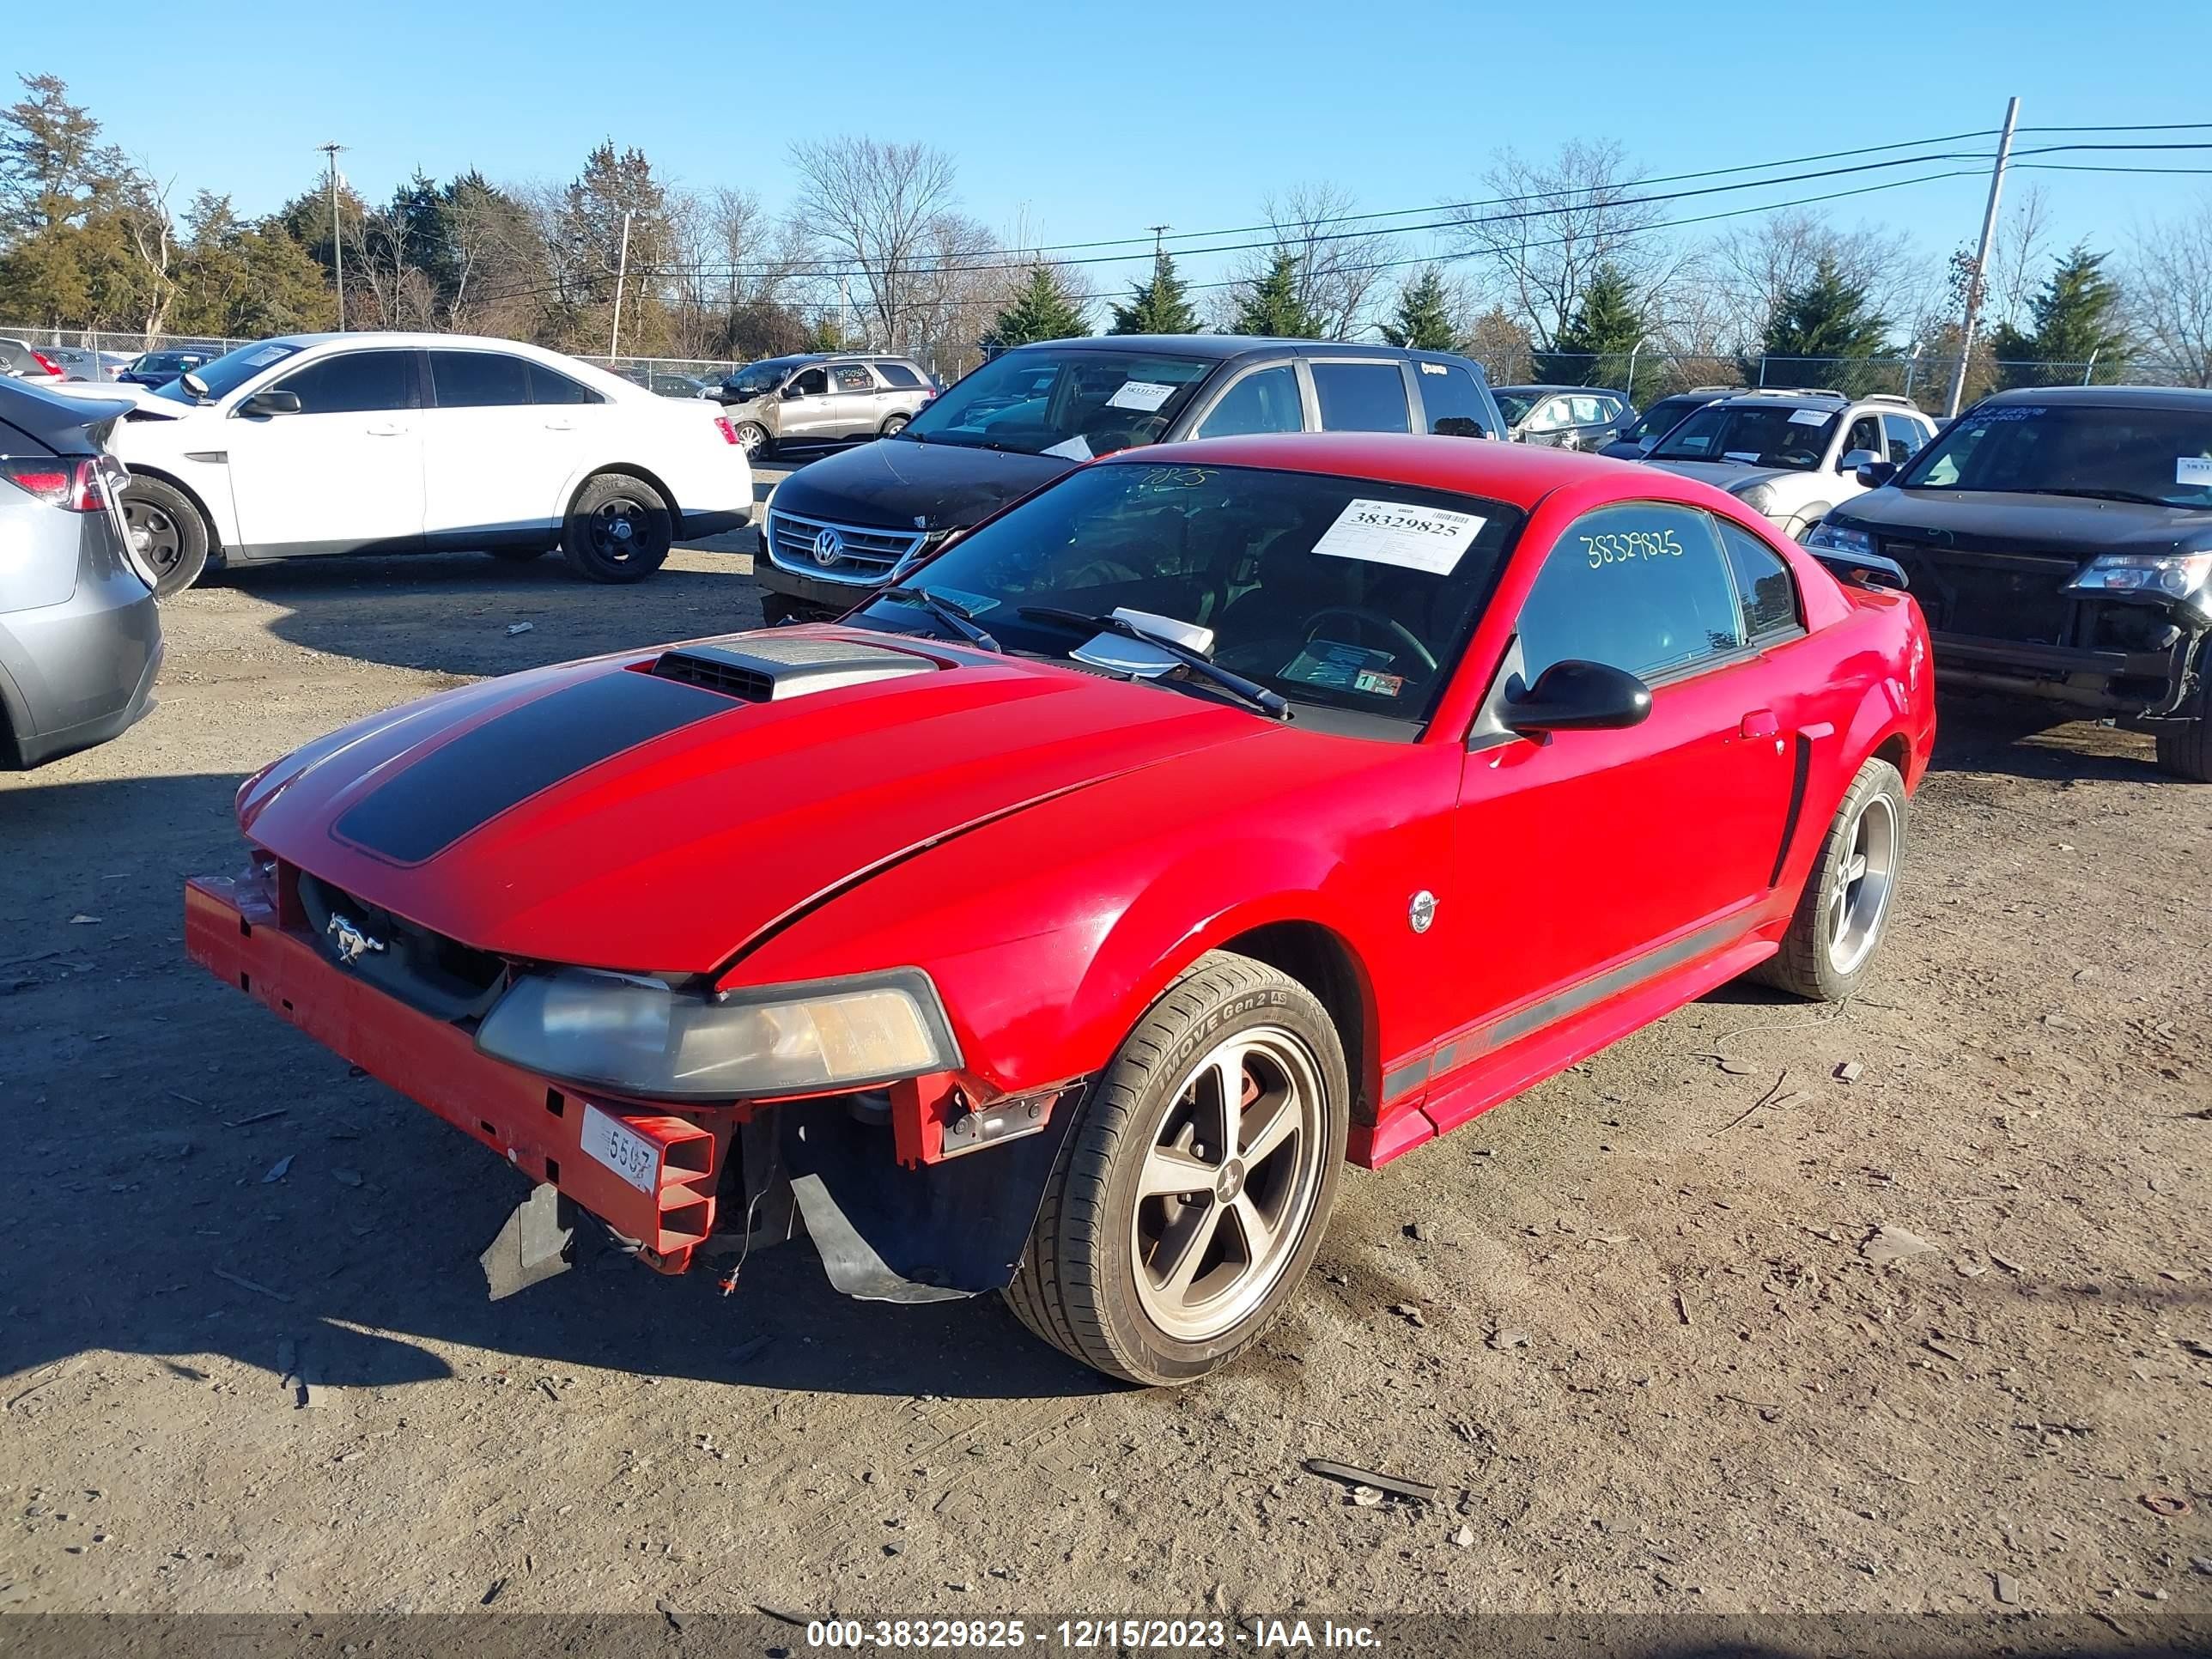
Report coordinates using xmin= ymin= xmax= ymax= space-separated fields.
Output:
xmin=294 ymin=869 xmax=507 ymax=1022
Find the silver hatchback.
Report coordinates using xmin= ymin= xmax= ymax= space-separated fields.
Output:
xmin=715 ymin=354 xmax=936 ymax=458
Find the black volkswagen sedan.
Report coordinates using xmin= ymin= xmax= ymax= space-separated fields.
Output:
xmin=754 ymin=335 xmax=1506 ymax=623
xmin=1808 ymin=386 xmax=2212 ymax=780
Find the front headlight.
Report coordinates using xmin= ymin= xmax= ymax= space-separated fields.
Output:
xmin=476 ymin=967 xmax=960 ymax=1100
xmin=2064 ymin=551 xmax=2212 ymax=611
xmin=1804 ymin=521 xmax=1874 ymax=556
xmin=1735 ymin=482 xmax=1778 ymax=514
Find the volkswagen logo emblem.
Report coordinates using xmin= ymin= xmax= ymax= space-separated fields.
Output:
xmin=811 ymin=526 xmax=844 ymax=568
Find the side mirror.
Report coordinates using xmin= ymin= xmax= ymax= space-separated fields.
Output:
xmin=783 ymin=383 xmax=806 ymax=400
xmin=239 ymin=389 xmax=301 ymax=417
xmin=1855 ymin=459 xmax=1898 ymax=489
xmin=1838 ymin=447 xmax=1882 ymax=474
xmin=1503 ymin=659 xmax=1654 ymax=734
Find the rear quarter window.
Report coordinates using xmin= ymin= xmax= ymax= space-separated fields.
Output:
xmin=1310 ymin=362 xmax=1412 ymax=433
xmin=1415 ymin=362 xmax=1494 ymax=438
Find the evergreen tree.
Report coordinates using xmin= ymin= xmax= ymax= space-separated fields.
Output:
xmin=1534 ymin=263 xmax=1644 ymax=385
xmin=1379 ymin=267 xmax=1459 ymax=350
xmin=1751 ymin=256 xmax=1888 ymax=392
xmin=1990 ymin=244 xmax=2131 ymax=387
xmin=1109 ymin=252 xmax=1199 ymax=334
xmin=983 ymin=264 xmax=1088 ymax=349
xmin=1230 ymin=251 xmax=1322 ymax=337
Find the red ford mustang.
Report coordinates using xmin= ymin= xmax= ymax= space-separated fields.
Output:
xmin=185 ymin=433 xmax=1935 ymax=1384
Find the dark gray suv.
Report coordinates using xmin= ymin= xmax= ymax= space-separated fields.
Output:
xmin=0 ymin=379 xmax=162 ymax=767
xmin=757 ymin=334 xmax=1506 ymax=623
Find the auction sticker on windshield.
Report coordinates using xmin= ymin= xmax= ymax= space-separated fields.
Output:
xmin=1105 ymin=380 xmax=1177 ymax=412
xmin=580 ymin=1105 xmax=659 ymax=1194
xmin=2178 ymin=456 xmax=2212 ymax=487
xmin=1789 ymin=408 xmax=1829 ymax=425
xmin=1312 ymin=499 xmax=1485 ymax=575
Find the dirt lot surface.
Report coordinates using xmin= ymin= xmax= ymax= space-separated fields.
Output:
xmin=3 ymin=467 xmax=2209 ymax=1628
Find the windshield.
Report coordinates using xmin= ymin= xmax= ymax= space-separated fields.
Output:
xmin=725 ymin=359 xmax=796 ymax=398
xmin=152 ymin=339 xmax=302 ymax=404
xmin=899 ymin=348 xmax=1215 ymax=458
xmin=1493 ymin=391 xmax=1540 ymax=425
xmin=1898 ymin=402 xmax=2212 ymax=507
xmin=851 ymin=460 xmax=1522 ymax=723
xmin=1627 ymin=398 xmax=1696 ymax=442
xmin=1650 ymin=403 xmax=1837 ymax=469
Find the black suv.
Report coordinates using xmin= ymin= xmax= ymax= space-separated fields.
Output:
xmin=1808 ymin=386 xmax=2212 ymax=780
xmin=756 ymin=335 xmax=1506 ymax=623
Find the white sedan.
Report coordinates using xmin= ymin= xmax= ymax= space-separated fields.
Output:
xmin=102 ymin=332 xmax=755 ymax=594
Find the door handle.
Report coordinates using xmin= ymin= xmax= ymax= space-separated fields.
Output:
xmin=365 ymin=422 xmax=406 ymax=436
xmin=543 ymin=419 xmax=575 ymax=432
xmin=1740 ymin=709 xmax=1779 ymax=738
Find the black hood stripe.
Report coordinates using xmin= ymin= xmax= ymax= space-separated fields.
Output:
xmin=334 ymin=672 xmax=721 ymax=865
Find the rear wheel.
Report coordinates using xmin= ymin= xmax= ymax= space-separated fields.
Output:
xmin=562 ymin=473 xmax=672 ymax=584
xmin=2153 ymin=665 xmax=2212 ymax=781
xmin=119 ymin=477 xmax=210 ymax=597
xmin=1003 ymin=951 xmax=1346 ymax=1386
xmin=730 ymin=420 xmax=769 ymax=459
xmin=880 ymin=413 xmax=910 ymax=438
xmin=1755 ymin=757 xmax=1907 ymax=1001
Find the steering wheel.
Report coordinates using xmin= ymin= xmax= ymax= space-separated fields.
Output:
xmin=1304 ymin=607 xmax=1437 ymax=675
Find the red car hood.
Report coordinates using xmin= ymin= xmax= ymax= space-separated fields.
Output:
xmin=236 ymin=629 xmax=1264 ymax=974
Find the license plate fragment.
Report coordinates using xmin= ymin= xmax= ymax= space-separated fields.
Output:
xmin=580 ymin=1105 xmax=658 ymax=1193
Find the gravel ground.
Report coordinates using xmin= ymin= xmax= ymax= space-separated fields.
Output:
xmin=2 ymin=471 xmax=2209 ymax=1627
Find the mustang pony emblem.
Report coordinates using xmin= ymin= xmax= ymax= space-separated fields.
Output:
xmin=325 ymin=912 xmax=386 ymax=966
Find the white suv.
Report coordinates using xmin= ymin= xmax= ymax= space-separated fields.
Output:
xmin=98 ymin=332 xmax=754 ymax=594
xmin=1639 ymin=389 xmax=1938 ymax=540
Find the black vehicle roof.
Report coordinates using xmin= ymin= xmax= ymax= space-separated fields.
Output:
xmin=0 ymin=376 xmax=133 ymax=452
xmin=1981 ymin=385 xmax=2212 ymax=411
xmin=1018 ymin=334 xmax=1481 ymax=365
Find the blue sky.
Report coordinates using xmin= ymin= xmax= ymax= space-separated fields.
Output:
xmin=33 ymin=0 xmax=2212 ymax=295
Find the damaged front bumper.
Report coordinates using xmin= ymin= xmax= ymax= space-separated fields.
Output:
xmin=183 ymin=866 xmax=1080 ymax=1299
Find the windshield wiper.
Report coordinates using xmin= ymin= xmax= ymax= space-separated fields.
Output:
xmin=2021 ymin=486 xmax=2175 ymax=507
xmin=875 ymin=585 xmax=1000 ymax=652
xmin=1017 ymin=606 xmax=1290 ymax=720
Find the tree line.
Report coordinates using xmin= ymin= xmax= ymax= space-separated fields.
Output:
xmin=0 ymin=73 xmax=2183 ymax=398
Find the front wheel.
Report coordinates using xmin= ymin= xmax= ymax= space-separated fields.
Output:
xmin=1002 ymin=951 xmax=1347 ymax=1386
xmin=879 ymin=413 xmax=910 ymax=438
xmin=2153 ymin=666 xmax=2212 ymax=781
xmin=562 ymin=473 xmax=672 ymax=584
xmin=119 ymin=477 xmax=211 ymax=597
xmin=1755 ymin=756 xmax=1907 ymax=1000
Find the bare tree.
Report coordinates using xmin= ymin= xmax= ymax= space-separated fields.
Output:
xmin=118 ymin=169 xmax=178 ymax=343
xmin=1224 ymin=183 xmax=1399 ymax=341
xmin=1984 ymin=183 xmax=2055 ymax=335
xmin=1705 ymin=210 xmax=1922 ymax=351
xmin=1449 ymin=140 xmax=1667 ymax=350
xmin=2130 ymin=196 xmax=2212 ymax=386
xmin=787 ymin=136 xmax=960 ymax=349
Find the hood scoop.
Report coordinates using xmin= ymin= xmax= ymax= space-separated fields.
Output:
xmin=649 ymin=634 xmax=939 ymax=702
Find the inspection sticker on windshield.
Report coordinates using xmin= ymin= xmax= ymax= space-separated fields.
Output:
xmin=580 ymin=1105 xmax=658 ymax=1194
xmin=1311 ymin=499 xmax=1485 ymax=575
xmin=2178 ymin=456 xmax=2212 ymax=487
xmin=1105 ymin=380 xmax=1177 ymax=412
xmin=1788 ymin=408 xmax=1828 ymax=425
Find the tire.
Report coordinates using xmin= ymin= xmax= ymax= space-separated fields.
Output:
xmin=731 ymin=420 xmax=770 ymax=459
xmin=879 ymin=413 xmax=910 ymax=439
xmin=1754 ymin=757 xmax=1908 ymax=1001
xmin=119 ymin=477 xmax=211 ymax=597
xmin=2153 ymin=664 xmax=2212 ymax=781
xmin=1003 ymin=950 xmax=1348 ymax=1386
xmin=562 ymin=473 xmax=672 ymax=585
xmin=486 ymin=544 xmax=551 ymax=563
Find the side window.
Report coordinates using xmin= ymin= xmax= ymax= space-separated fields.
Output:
xmin=875 ymin=362 xmax=923 ymax=389
xmin=1569 ymin=394 xmax=1608 ymax=426
xmin=528 ymin=362 xmax=600 ymax=405
xmin=1525 ymin=397 xmax=1573 ymax=433
xmin=1516 ymin=502 xmax=1746 ymax=683
xmin=791 ymin=367 xmax=829 ymax=396
xmin=1881 ymin=412 xmax=1929 ymax=465
xmin=1310 ymin=362 xmax=1411 ymax=433
xmin=1415 ymin=362 xmax=1492 ymax=438
xmin=273 ymin=350 xmax=415 ymax=415
xmin=1715 ymin=518 xmax=1804 ymax=644
xmin=1194 ymin=364 xmax=1304 ymax=438
xmin=428 ymin=350 xmax=531 ymax=409
xmin=833 ymin=363 xmax=875 ymax=394
xmin=1842 ymin=415 xmax=1881 ymax=461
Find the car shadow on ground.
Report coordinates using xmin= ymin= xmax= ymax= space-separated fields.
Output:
xmin=0 ymin=771 xmax=1118 ymax=1405
xmin=1930 ymin=691 xmax=2177 ymax=785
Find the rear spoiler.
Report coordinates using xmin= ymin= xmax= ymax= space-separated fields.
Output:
xmin=1812 ymin=549 xmax=1909 ymax=592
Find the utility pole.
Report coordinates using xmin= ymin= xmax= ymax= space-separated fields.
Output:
xmin=607 ymin=210 xmax=633 ymax=360
xmin=318 ymin=143 xmax=346 ymax=331
xmin=1147 ymin=224 xmax=1170 ymax=263
xmin=1944 ymin=96 xmax=2021 ymax=418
